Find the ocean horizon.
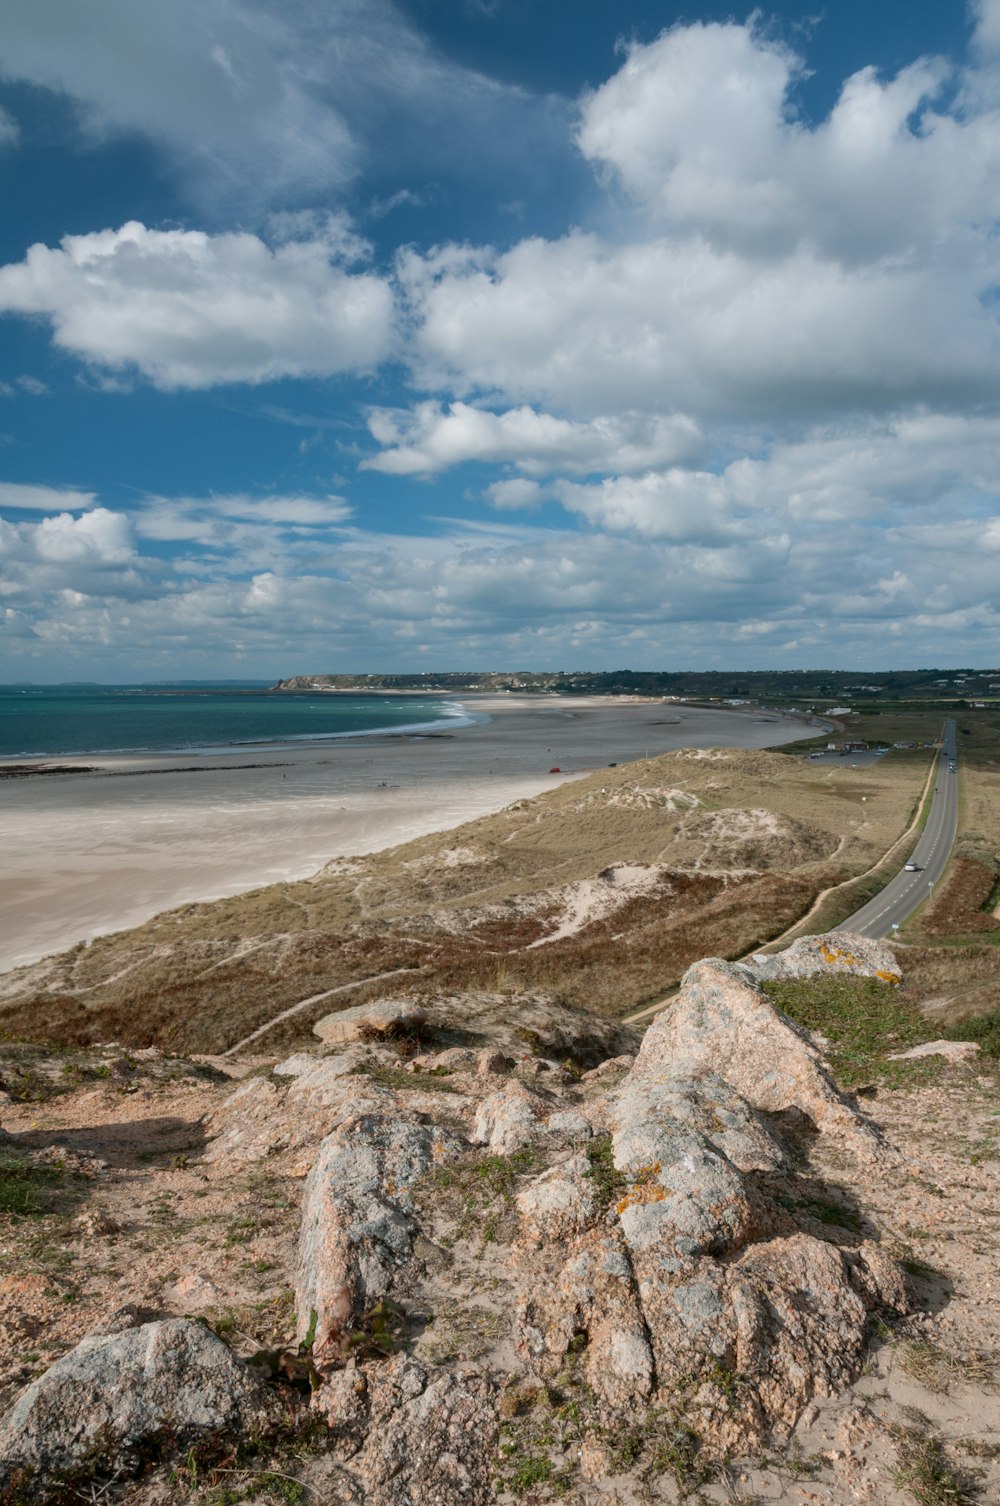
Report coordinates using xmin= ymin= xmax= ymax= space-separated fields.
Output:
xmin=0 ymin=683 xmax=477 ymax=760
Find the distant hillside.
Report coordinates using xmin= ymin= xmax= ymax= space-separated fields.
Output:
xmin=273 ymin=666 xmax=1000 ymax=701
xmin=0 ymin=748 xmax=926 ymax=1055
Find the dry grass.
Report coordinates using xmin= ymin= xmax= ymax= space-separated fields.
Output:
xmin=918 ymin=858 xmax=1000 ymax=937
xmin=891 ymin=1414 xmax=979 ymax=1506
xmin=899 ymin=1339 xmax=997 ymax=1396
xmin=887 ymin=765 xmax=1000 ymax=1029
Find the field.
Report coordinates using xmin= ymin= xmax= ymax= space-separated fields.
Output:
xmin=769 ymin=700 xmax=1000 ymax=770
xmin=764 ymin=702 xmax=1000 ymax=1028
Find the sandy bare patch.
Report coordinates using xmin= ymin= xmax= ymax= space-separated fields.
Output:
xmin=526 ymin=864 xmax=672 ymax=948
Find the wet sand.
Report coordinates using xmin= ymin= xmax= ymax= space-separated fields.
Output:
xmin=0 ymin=696 xmax=817 ymax=970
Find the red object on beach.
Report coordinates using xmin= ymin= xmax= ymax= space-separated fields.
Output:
xmin=549 ymin=766 xmax=561 ymax=773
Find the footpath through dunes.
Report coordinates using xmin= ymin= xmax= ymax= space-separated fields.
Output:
xmin=0 ymin=747 xmax=930 ymax=1056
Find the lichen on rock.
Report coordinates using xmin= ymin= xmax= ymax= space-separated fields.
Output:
xmin=0 ymin=1317 xmax=273 ymax=1488
xmin=642 ymin=956 xmax=891 ymax=1158
xmin=296 ymin=1113 xmax=462 ymax=1366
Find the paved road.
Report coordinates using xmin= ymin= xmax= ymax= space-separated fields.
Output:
xmin=832 ymin=719 xmax=958 ymax=939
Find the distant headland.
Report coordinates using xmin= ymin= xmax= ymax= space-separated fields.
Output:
xmin=272 ymin=667 xmax=999 ymax=701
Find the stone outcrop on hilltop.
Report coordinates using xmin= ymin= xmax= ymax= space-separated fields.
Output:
xmin=0 ymin=943 xmax=915 ymax=1504
xmin=297 ymin=1116 xmax=464 ymax=1370
xmin=649 ymin=957 xmax=892 ymax=1158
xmin=0 ymin=1312 xmax=273 ymax=1484
xmin=744 ymin=931 xmax=902 ymax=984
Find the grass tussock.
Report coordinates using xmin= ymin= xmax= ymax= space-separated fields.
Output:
xmin=945 ymin=1010 xmax=1000 ymax=1058
xmin=0 ymin=1154 xmax=77 ymax=1217
xmin=416 ymin=1146 xmax=541 ymax=1249
xmin=899 ymin=1339 xmax=996 ymax=1396
xmin=891 ymin=1415 xmax=979 ymax=1506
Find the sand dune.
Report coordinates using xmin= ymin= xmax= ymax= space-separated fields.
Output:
xmin=0 ymin=695 xmax=817 ymax=969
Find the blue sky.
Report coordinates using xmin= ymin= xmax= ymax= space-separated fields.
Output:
xmin=1 ymin=0 xmax=998 ymax=679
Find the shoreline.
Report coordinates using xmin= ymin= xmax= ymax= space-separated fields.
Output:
xmin=0 ymin=696 xmax=819 ymax=972
xmin=0 ymin=698 xmax=480 ymax=766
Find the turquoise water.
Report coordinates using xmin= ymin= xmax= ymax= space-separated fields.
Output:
xmin=0 ymin=684 xmax=475 ymax=759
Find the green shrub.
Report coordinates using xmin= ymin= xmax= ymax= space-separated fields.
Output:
xmin=946 ymin=1009 xmax=1000 ymax=1059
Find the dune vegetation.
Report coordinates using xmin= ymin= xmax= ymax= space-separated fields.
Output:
xmin=0 ymin=746 xmax=942 ymax=1055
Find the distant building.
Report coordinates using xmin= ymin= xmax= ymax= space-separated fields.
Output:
xmin=825 ymin=706 xmax=852 ymax=716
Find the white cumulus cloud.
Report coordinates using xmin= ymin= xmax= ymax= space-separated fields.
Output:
xmin=485 ymin=478 xmax=545 ymax=510
xmin=32 ymin=507 xmax=134 ymax=566
xmin=575 ymin=20 xmax=999 ymax=262
xmin=554 ymin=470 xmax=742 ymax=542
xmin=363 ymin=401 xmax=703 ymax=476
xmin=403 ymin=228 xmax=998 ymax=420
xmin=399 ymin=15 xmax=1000 ymax=423
xmin=0 ymin=222 xmax=395 ymax=389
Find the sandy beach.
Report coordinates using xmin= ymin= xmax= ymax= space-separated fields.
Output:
xmin=0 ymin=696 xmax=817 ymax=970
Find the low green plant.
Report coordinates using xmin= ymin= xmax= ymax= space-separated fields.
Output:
xmin=891 ymin=1417 xmax=977 ymax=1505
xmin=514 ymin=1026 xmax=544 ymax=1052
xmin=323 ymin=1296 xmax=407 ymax=1367
xmin=0 ymin=1405 xmax=331 ymax=1506
xmin=900 ymin=1254 xmax=938 ymax=1279
xmin=650 ymin=1423 xmax=709 ymax=1494
xmin=500 ymin=1447 xmax=557 ymax=1493
xmin=419 ymin=1145 xmax=540 ymax=1248
xmin=946 ymin=1008 xmax=1000 ymax=1059
xmin=582 ymin=1135 xmax=628 ymax=1211
xmin=610 ymin=1430 xmax=645 ymax=1472
xmin=760 ymin=975 xmax=935 ymax=1086
xmin=699 ymin=1354 xmax=739 ymax=1407
xmin=0 ymin=1156 xmax=72 ymax=1216
xmin=225 ymin=1214 xmax=267 ymax=1246
xmin=778 ymin=1192 xmax=863 ymax=1232
xmin=350 ymin=1063 xmax=462 ymax=1094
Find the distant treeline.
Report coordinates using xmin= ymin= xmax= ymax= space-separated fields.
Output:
xmin=273 ymin=668 xmax=999 ymax=701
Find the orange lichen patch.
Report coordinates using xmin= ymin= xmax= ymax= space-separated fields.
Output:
xmin=818 ymin=940 xmax=899 ymax=983
xmin=616 ymin=1162 xmax=666 ymax=1215
xmin=819 ymin=942 xmax=860 ymax=968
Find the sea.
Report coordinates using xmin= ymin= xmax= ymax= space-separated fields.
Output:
xmin=0 ymin=683 xmax=477 ymax=760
